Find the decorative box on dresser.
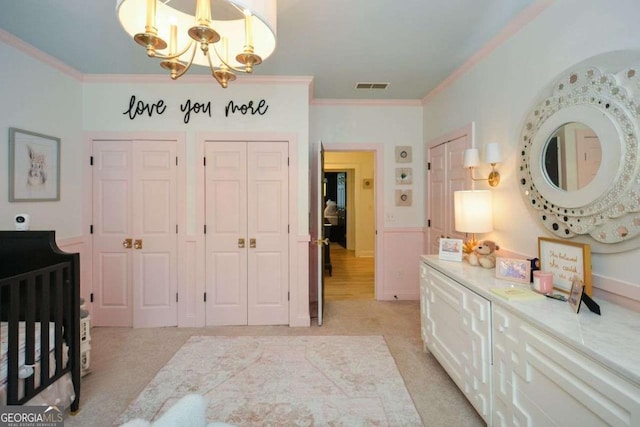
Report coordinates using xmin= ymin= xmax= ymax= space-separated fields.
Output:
xmin=420 ymin=255 xmax=640 ymax=427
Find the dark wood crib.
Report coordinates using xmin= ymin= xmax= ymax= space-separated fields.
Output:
xmin=0 ymin=231 xmax=80 ymax=412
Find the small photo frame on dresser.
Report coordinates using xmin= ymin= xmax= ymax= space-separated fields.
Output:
xmin=568 ymin=276 xmax=585 ymax=313
xmin=495 ymin=257 xmax=531 ymax=284
xmin=439 ymin=238 xmax=463 ymax=262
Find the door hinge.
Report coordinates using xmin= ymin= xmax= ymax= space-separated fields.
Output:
xmin=287 ymin=157 xmax=290 ymax=166
xmin=204 ymin=292 xmax=207 ymax=302
xmin=427 ymin=162 xmax=431 ymax=170
xmin=428 ymin=219 xmax=431 ymax=227
xmin=176 ymin=224 xmax=178 ymax=234
xmin=90 ymin=293 xmax=94 ymax=303
xmin=90 ymin=225 xmax=93 ymax=234
xmin=203 ymin=157 xmax=206 ymax=166
xmin=204 ymin=224 xmax=207 ymax=234
xmin=90 ymin=156 xmax=94 ymax=166
xmin=288 ymin=224 xmax=290 ymax=234
xmin=176 ymin=156 xmax=178 ymax=166
xmin=176 ymin=293 xmax=179 ymax=303
xmin=288 ymin=291 xmax=290 ymax=301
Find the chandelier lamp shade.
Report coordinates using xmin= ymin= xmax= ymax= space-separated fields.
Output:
xmin=116 ymin=0 xmax=277 ymax=88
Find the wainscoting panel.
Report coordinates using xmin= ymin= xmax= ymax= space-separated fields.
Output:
xmin=292 ymin=236 xmax=311 ymax=327
xmin=381 ymin=228 xmax=424 ymax=300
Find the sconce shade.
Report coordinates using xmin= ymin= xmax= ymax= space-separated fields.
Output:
xmin=485 ymin=142 xmax=502 ymax=164
xmin=454 ymin=190 xmax=493 ymax=233
xmin=463 ymin=148 xmax=480 ymax=168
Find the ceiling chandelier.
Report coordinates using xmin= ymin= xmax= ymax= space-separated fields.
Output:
xmin=116 ymin=0 xmax=277 ymax=88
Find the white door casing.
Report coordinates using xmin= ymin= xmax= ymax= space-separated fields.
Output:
xmin=308 ymin=142 xmax=325 ymax=325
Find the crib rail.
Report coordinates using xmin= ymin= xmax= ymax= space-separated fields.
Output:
xmin=0 ymin=262 xmax=74 ymax=406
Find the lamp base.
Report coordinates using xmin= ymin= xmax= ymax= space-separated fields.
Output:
xmin=463 ymin=237 xmax=479 ymax=254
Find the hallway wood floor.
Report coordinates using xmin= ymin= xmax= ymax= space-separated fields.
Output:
xmin=324 ymin=243 xmax=374 ymax=300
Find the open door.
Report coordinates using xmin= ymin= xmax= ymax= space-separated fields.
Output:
xmin=309 ymin=142 xmax=327 ymax=325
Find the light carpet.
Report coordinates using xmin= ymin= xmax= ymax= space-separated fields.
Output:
xmin=118 ymin=335 xmax=423 ymax=426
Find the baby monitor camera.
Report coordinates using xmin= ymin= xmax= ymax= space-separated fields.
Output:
xmin=14 ymin=214 xmax=30 ymax=231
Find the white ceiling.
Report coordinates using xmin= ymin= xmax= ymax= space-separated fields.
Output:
xmin=0 ymin=0 xmax=538 ymax=100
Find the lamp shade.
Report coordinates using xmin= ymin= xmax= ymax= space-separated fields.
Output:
xmin=454 ymin=190 xmax=493 ymax=233
xmin=116 ymin=0 xmax=277 ymax=69
xmin=463 ymin=148 xmax=480 ymax=168
xmin=485 ymin=142 xmax=502 ymax=164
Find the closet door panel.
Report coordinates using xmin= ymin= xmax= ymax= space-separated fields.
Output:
xmin=132 ymin=142 xmax=178 ymax=327
xmin=247 ymin=142 xmax=289 ymax=325
xmin=205 ymin=142 xmax=248 ymax=325
xmin=92 ymin=141 xmax=133 ymax=327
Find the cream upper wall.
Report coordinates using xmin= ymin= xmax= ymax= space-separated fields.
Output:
xmin=423 ymin=0 xmax=640 ymax=287
xmin=310 ymin=104 xmax=424 ymax=228
xmin=82 ymin=81 xmax=310 ymax=233
xmin=0 ymin=41 xmax=83 ymax=238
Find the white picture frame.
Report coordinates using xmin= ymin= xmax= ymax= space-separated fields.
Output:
xmin=395 ymin=167 xmax=412 ymax=185
xmin=395 ymin=146 xmax=412 ymax=163
xmin=439 ymin=238 xmax=463 ymax=262
xmin=395 ymin=189 xmax=412 ymax=206
xmin=495 ymin=257 xmax=531 ymax=284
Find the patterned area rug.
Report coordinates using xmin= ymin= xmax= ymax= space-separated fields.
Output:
xmin=119 ymin=336 xmax=422 ymax=426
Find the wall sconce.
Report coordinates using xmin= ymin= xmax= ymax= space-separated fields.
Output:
xmin=463 ymin=142 xmax=501 ymax=187
xmin=454 ymin=190 xmax=493 ymax=253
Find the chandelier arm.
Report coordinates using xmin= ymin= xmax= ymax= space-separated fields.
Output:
xmin=211 ymin=43 xmax=250 ymax=73
xmin=150 ymin=40 xmax=195 ymax=61
xmin=173 ymin=44 xmax=199 ymax=79
xmin=205 ymin=46 xmax=219 ymax=73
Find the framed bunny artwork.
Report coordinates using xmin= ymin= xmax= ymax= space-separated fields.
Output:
xmin=8 ymin=127 xmax=60 ymax=202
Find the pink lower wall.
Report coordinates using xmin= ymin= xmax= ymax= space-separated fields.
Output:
xmin=380 ymin=228 xmax=424 ymax=300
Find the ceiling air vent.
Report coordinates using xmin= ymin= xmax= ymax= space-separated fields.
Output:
xmin=355 ymin=82 xmax=389 ymax=90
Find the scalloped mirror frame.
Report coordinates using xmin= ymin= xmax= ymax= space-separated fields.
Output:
xmin=518 ymin=57 xmax=640 ymax=253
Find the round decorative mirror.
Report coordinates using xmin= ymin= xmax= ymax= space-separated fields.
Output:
xmin=518 ymin=66 xmax=640 ymax=253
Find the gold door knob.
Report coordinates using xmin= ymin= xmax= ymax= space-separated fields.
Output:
xmin=122 ymin=238 xmax=132 ymax=249
xmin=316 ymin=238 xmax=329 ymax=246
xmin=134 ymin=239 xmax=143 ymax=250
xmin=249 ymin=238 xmax=256 ymax=248
xmin=238 ymin=238 xmax=245 ymax=248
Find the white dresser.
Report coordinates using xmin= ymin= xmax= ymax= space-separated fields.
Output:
xmin=420 ymin=255 xmax=640 ymax=427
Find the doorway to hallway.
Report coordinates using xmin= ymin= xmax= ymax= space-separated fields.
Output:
xmin=323 ymin=150 xmax=375 ymax=301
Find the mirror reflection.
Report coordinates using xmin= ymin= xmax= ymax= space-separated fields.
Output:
xmin=543 ymin=122 xmax=602 ymax=191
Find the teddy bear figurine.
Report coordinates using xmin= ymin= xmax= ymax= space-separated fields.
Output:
xmin=467 ymin=240 xmax=500 ymax=268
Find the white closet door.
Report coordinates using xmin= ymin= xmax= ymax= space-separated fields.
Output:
xmin=92 ymin=139 xmax=178 ymax=327
xmin=132 ymin=141 xmax=178 ymax=327
xmin=428 ymin=143 xmax=446 ymax=255
xmin=427 ymin=134 xmax=469 ymax=254
xmin=92 ymin=141 xmax=133 ymax=327
xmin=247 ymin=142 xmax=289 ymax=325
xmin=205 ymin=142 xmax=248 ymax=326
xmin=205 ymin=141 xmax=289 ymax=326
